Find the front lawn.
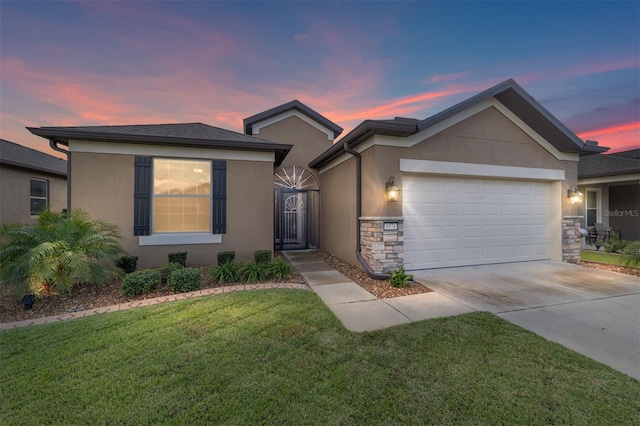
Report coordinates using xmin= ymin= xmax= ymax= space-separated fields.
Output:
xmin=1 ymin=290 xmax=637 ymax=424
xmin=581 ymin=250 xmax=627 ymax=266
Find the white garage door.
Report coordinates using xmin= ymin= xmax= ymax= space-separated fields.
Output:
xmin=403 ymin=175 xmax=550 ymax=270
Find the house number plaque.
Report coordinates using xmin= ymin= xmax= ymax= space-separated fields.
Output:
xmin=383 ymin=222 xmax=399 ymax=232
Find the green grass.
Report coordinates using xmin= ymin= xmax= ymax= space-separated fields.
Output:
xmin=1 ymin=290 xmax=637 ymax=425
xmin=581 ymin=250 xmax=627 ymax=266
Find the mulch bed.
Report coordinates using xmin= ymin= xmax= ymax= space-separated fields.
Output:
xmin=578 ymin=260 xmax=640 ymax=277
xmin=315 ymin=251 xmax=431 ymax=299
xmin=5 ymin=253 xmax=630 ymax=325
xmin=0 ymin=263 xmax=306 ymax=324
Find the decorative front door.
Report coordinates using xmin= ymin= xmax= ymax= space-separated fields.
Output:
xmin=274 ymin=166 xmax=319 ymax=251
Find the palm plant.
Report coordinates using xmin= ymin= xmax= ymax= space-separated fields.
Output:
xmin=0 ymin=208 xmax=125 ymax=295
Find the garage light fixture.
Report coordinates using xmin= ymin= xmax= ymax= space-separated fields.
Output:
xmin=386 ymin=176 xmax=400 ymax=202
xmin=568 ymin=185 xmax=584 ymax=205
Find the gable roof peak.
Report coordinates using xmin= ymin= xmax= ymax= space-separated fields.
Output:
xmin=243 ymin=99 xmax=343 ymax=138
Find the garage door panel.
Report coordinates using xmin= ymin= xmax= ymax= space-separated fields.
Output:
xmin=404 ymin=175 xmax=551 ymax=270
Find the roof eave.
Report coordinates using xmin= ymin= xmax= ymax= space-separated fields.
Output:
xmin=27 ymin=126 xmax=293 ymax=154
xmin=417 ymin=79 xmax=589 ymax=154
xmin=309 ymin=120 xmax=417 ymax=169
xmin=578 ymin=169 xmax=640 ymax=179
xmin=243 ymin=100 xmax=343 ymax=138
xmin=0 ymin=159 xmax=67 ymax=176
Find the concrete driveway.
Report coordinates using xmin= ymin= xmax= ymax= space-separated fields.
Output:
xmin=411 ymin=261 xmax=640 ymax=379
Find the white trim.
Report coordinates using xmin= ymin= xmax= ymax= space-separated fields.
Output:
xmin=578 ymin=173 xmax=640 ymax=185
xmin=549 ymin=182 xmax=563 ymax=261
xmin=359 ymin=216 xmax=404 ymax=221
xmin=584 ymin=188 xmax=601 ymax=225
xmin=399 ymin=159 xmax=565 ymax=181
xmin=68 ymin=140 xmax=275 ymax=162
xmin=139 ymin=233 xmax=222 ymax=246
xmin=251 ymin=110 xmax=335 ymax=141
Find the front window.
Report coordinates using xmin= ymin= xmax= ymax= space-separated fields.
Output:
xmin=153 ymin=159 xmax=211 ymax=233
xmin=30 ymin=178 xmax=48 ymax=215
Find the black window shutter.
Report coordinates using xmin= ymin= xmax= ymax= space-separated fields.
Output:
xmin=134 ymin=156 xmax=151 ymax=236
xmin=212 ymin=160 xmax=226 ymax=234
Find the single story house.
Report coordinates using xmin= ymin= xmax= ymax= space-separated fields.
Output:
xmin=577 ymin=149 xmax=640 ymax=241
xmin=0 ymin=139 xmax=67 ymax=225
xmin=27 ymin=79 xmax=605 ymax=272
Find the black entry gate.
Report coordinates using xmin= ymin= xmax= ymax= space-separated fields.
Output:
xmin=275 ymin=189 xmax=319 ymax=250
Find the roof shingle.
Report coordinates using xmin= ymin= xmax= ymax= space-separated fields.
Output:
xmin=0 ymin=139 xmax=67 ymax=176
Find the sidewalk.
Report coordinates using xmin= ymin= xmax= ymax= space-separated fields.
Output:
xmin=284 ymin=250 xmax=474 ymax=332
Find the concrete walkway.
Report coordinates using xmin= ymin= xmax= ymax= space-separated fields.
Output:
xmin=284 ymin=251 xmax=474 ymax=332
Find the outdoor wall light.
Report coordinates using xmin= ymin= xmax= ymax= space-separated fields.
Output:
xmin=568 ymin=185 xmax=584 ymax=205
xmin=386 ymin=176 xmax=401 ymax=202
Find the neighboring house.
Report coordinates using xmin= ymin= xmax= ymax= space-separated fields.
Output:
xmin=578 ymin=149 xmax=640 ymax=240
xmin=27 ymin=79 xmax=604 ymax=272
xmin=0 ymin=139 xmax=67 ymax=225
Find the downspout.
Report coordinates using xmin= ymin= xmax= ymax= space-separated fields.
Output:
xmin=49 ymin=139 xmax=71 ymax=215
xmin=343 ymin=140 xmax=390 ymax=280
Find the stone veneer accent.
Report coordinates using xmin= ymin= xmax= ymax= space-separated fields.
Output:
xmin=562 ymin=216 xmax=583 ymax=263
xmin=360 ymin=217 xmax=404 ymax=274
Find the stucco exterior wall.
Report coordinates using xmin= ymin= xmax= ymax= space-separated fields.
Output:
xmin=359 ymin=107 xmax=578 ymax=218
xmin=256 ymin=115 xmax=333 ymax=173
xmin=317 ymin=105 xmax=579 ymax=270
xmin=318 ymin=157 xmax=358 ymax=266
xmin=71 ymin=151 xmax=274 ymax=268
xmin=0 ymin=164 xmax=67 ymax=225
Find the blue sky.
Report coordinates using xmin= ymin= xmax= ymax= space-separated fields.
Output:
xmin=1 ymin=1 xmax=638 ymax=154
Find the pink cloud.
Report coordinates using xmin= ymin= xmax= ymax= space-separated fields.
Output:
xmin=577 ymin=121 xmax=640 ymax=153
xmin=425 ymin=71 xmax=472 ymax=84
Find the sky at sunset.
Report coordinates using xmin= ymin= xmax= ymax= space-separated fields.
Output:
xmin=1 ymin=1 xmax=638 ymax=158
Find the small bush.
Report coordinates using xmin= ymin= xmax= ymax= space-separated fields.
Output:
xmin=269 ymin=258 xmax=291 ymax=281
xmin=254 ymin=250 xmax=272 ymax=264
xmin=168 ymin=251 xmax=188 ymax=267
xmin=603 ymin=233 xmax=627 ymax=253
xmin=159 ymin=262 xmax=185 ymax=284
xmin=217 ymin=251 xmax=236 ymax=265
xmin=622 ymin=241 xmax=640 ymax=268
xmin=389 ymin=267 xmax=414 ymax=288
xmin=168 ymin=268 xmax=203 ymax=293
xmin=121 ymin=269 xmax=162 ymax=298
xmin=115 ymin=255 xmax=138 ymax=274
xmin=209 ymin=262 xmax=240 ymax=284
xmin=240 ymin=262 xmax=270 ymax=283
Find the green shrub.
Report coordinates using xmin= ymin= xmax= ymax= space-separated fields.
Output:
xmin=159 ymin=262 xmax=185 ymax=284
xmin=121 ymin=269 xmax=162 ymax=298
xmin=115 ymin=255 xmax=138 ymax=274
xmin=254 ymin=250 xmax=272 ymax=264
xmin=621 ymin=241 xmax=640 ymax=268
xmin=389 ymin=267 xmax=414 ymax=288
xmin=0 ymin=208 xmax=124 ymax=296
xmin=168 ymin=268 xmax=203 ymax=293
xmin=269 ymin=258 xmax=291 ymax=281
xmin=603 ymin=233 xmax=627 ymax=253
xmin=240 ymin=262 xmax=270 ymax=283
xmin=217 ymin=251 xmax=236 ymax=265
xmin=209 ymin=261 xmax=240 ymax=284
xmin=168 ymin=251 xmax=188 ymax=267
